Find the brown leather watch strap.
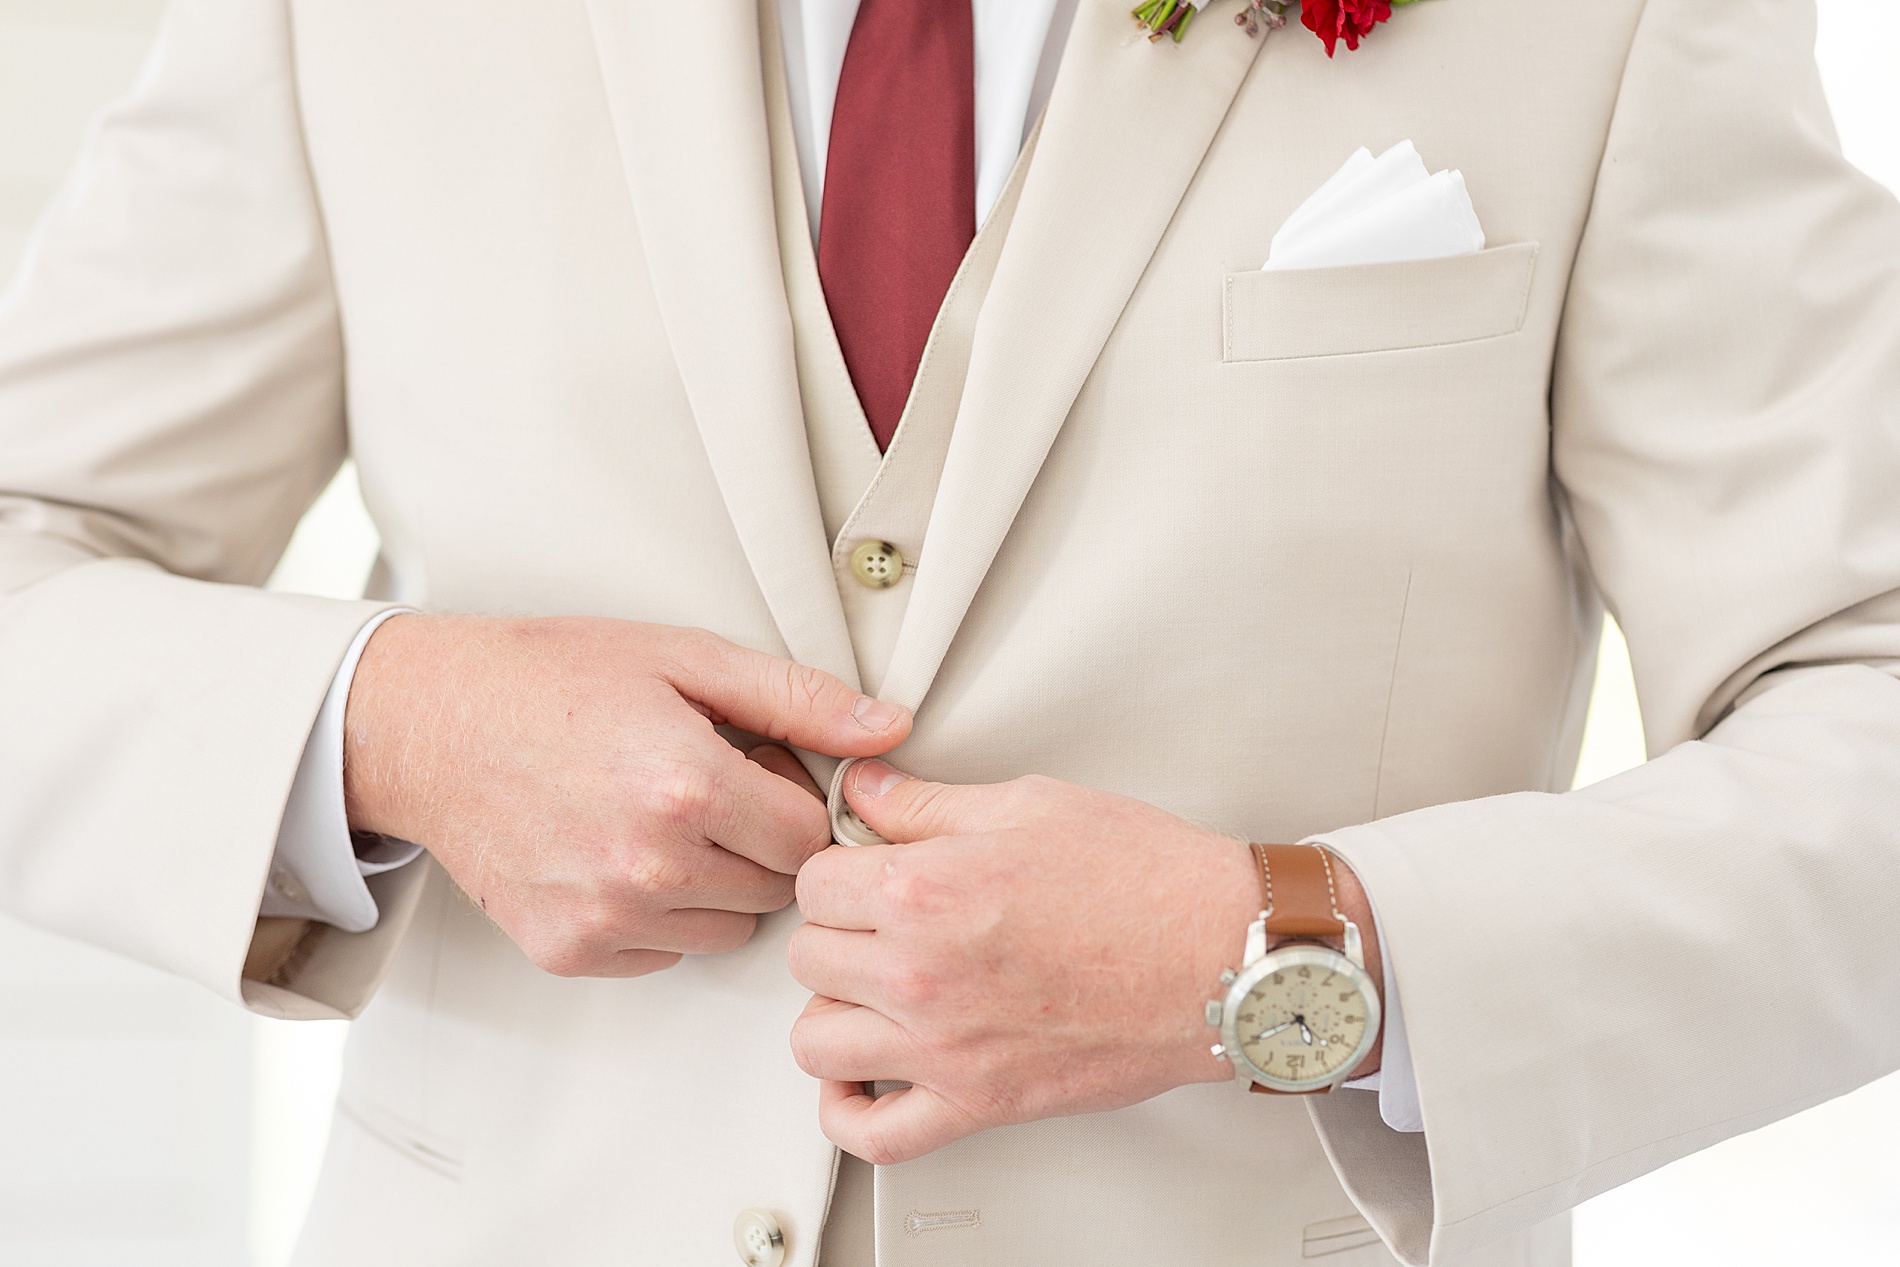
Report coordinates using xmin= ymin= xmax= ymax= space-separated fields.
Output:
xmin=1250 ymin=843 xmax=1346 ymax=939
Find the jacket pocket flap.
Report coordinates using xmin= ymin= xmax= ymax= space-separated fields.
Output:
xmin=1223 ymin=242 xmax=1539 ymax=363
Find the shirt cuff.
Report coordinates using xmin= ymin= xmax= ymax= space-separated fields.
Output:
xmin=1337 ymin=877 xmax=1424 ymax=1132
xmin=262 ymin=609 xmax=421 ymax=932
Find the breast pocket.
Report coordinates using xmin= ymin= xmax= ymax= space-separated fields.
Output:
xmin=1222 ymin=242 xmax=1539 ymax=363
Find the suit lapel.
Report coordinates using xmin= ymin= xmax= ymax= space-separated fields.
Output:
xmin=585 ymin=0 xmax=861 ymax=689
xmin=878 ymin=1 xmax=1267 ymax=710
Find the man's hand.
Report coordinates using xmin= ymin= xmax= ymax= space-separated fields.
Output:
xmin=788 ymin=761 xmax=1381 ymax=1165
xmin=342 ymin=615 xmax=910 ymax=978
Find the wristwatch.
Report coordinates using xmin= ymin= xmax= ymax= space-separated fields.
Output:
xmin=1205 ymin=843 xmax=1381 ymax=1094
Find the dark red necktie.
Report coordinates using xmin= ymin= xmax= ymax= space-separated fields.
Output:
xmin=818 ymin=0 xmax=977 ymax=452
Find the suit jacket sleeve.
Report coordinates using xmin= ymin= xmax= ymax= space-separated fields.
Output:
xmin=0 ymin=0 xmax=417 ymax=1022
xmin=1304 ymin=1 xmax=1900 ymax=1261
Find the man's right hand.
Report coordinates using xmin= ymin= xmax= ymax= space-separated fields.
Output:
xmin=340 ymin=615 xmax=909 ymax=978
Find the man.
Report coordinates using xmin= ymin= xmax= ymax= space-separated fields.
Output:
xmin=2 ymin=0 xmax=1898 ymax=1263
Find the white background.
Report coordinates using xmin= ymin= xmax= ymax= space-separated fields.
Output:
xmin=0 ymin=1 xmax=1896 ymax=1262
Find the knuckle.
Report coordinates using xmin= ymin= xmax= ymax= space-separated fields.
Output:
xmin=853 ymin=1129 xmax=907 ymax=1168
xmin=684 ymin=625 xmax=725 ymax=653
xmin=902 ymin=780 xmax=974 ymax=836
xmin=793 ymin=861 xmax=825 ymax=914
xmin=788 ymin=810 xmax=834 ymax=866
xmin=881 ymin=863 xmax=952 ymax=920
xmin=788 ymin=1022 xmax=825 ymax=1077
xmin=904 ymin=780 xmax=951 ymax=821
xmin=759 ymin=873 xmax=798 ymax=912
xmin=641 ymin=759 xmax=717 ymax=831
xmin=668 ymin=625 xmax=723 ymax=667
xmin=784 ymin=927 xmax=818 ymax=984
xmin=577 ymin=897 xmax=638 ymax=945
xmin=756 ymin=660 xmax=830 ymax=738
xmin=766 ymin=791 xmax=830 ymax=860
xmin=885 ymin=962 xmax=942 ymax=1009
xmin=655 ymin=627 xmax=728 ymax=689
xmin=623 ymin=844 xmax=693 ymax=900
xmin=701 ymin=913 xmax=758 ymax=953
xmin=786 ymin=664 xmax=833 ymax=717
xmin=525 ymin=932 xmax=600 ymax=979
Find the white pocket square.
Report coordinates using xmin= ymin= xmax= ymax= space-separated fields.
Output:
xmin=1264 ymin=140 xmax=1486 ymax=272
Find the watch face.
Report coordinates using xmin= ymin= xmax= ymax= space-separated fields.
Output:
xmin=1227 ymin=945 xmax=1378 ymax=1091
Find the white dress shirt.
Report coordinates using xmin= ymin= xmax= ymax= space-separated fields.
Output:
xmin=264 ymin=609 xmax=420 ymax=932
xmin=269 ymin=0 xmax=1423 ymax=1133
xmin=776 ymin=0 xmax=1079 ymax=237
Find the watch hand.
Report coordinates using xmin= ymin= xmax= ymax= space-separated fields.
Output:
xmin=1295 ymin=1015 xmax=1315 ymax=1046
xmin=1249 ymin=1021 xmax=1296 ymax=1044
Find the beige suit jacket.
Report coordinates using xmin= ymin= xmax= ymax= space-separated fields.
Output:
xmin=3 ymin=0 xmax=1899 ymax=1264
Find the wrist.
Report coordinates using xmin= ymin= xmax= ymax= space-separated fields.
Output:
xmin=341 ymin=611 xmax=433 ymax=839
xmin=1178 ymin=837 xmax=1270 ymax=1085
xmin=1187 ymin=841 xmax=1386 ymax=1089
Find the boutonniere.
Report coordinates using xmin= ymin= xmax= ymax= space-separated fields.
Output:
xmin=1132 ymin=0 xmax=1425 ymax=56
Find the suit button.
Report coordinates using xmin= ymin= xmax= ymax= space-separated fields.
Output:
xmin=733 ymin=1209 xmax=785 ymax=1267
xmin=848 ymin=540 xmax=904 ymax=589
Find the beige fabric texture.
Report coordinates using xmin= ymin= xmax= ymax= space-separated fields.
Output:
xmin=2 ymin=0 xmax=1899 ymax=1264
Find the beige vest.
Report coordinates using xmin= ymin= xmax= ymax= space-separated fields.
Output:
xmin=765 ymin=73 xmax=1033 ymax=706
xmin=758 ymin=19 xmax=1041 ymax=1265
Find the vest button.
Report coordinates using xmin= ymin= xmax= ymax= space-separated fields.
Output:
xmin=732 ymin=1209 xmax=786 ymax=1267
xmin=848 ymin=540 xmax=904 ymax=589
xmin=829 ymin=759 xmax=891 ymax=847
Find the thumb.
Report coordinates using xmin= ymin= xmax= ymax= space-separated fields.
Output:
xmin=819 ymin=1079 xmax=975 ymax=1166
xmin=843 ymin=760 xmax=1015 ymax=844
xmin=668 ymin=633 xmax=911 ymax=758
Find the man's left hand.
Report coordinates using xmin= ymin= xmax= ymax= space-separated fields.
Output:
xmin=788 ymin=760 xmax=1382 ymax=1164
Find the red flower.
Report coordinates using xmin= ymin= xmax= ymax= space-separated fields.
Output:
xmin=1301 ymin=0 xmax=1394 ymax=56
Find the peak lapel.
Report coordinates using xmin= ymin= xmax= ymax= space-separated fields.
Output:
xmin=879 ymin=2 xmax=1266 ymax=711
xmin=585 ymin=0 xmax=860 ymax=689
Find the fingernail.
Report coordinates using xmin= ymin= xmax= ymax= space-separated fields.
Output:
xmin=852 ymin=696 xmax=904 ymax=732
xmin=852 ymin=759 xmax=904 ymax=798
